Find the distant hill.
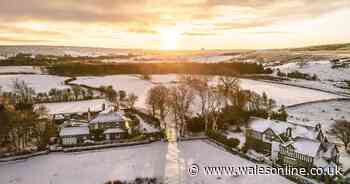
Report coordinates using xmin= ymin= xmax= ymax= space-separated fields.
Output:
xmin=290 ymin=43 xmax=350 ymax=51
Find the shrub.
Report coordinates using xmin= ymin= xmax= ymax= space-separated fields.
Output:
xmin=286 ymin=70 xmax=316 ymax=80
xmin=104 ymin=177 xmax=160 ymax=184
xmin=187 ymin=116 xmax=205 ymax=133
xmin=207 ymin=130 xmax=240 ymax=148
xmin=227 ymin=138 xmax=240 ymax=148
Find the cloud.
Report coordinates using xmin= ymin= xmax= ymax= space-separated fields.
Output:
xmin=0 ymin=25 xmax=67 ymax=37
xmin=0 ymin=0 xmax=349 ymax=28
xmin=182 ymin=32 xmax=217 ymax=36
xmin=127 ymin=28 xmax=158 ymax=35
xmin=0 ymin=36 xmax=56 ymax=43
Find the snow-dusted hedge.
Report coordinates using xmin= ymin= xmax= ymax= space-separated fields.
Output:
xmin=104 ymin=177 xmax=161 ymax=184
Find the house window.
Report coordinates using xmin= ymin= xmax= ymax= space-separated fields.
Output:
xmin=249 ymin=130 xmax=262 ymax=140
xmin=265 ymin=133 xmax=274 ymax=141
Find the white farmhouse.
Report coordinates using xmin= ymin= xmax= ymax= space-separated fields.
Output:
xmin=59 ymin=126 xmax=90 ymax=146
xmin=245 ymin=117 xmax=339 ymax=170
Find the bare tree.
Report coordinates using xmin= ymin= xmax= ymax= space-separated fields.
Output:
xmin=146 ymin=85 xmax=170 ymax=128
xmin=72 ymin=86 xmax=82 ymax=100
xmin=207 ymin=87 xmax=225 ymax=131
xmin=12 ymin=79 xmax=35 ymax=106
xmin=87 ymin=88 xmax=94 ymax=99
xmin=332 ymin=120 xmax=350 ymax=150
xmin=104 ymin=86 xmax=119 ymax=110
xmin=146 ymin=87 xmax=158 ymax=117
xmin=126 ymin=93 xmax=138 ymax=109
xmin=217 ymin=76 xmax=240 ymax=107
xmin=168 ymin=84 xmax=195 ymax=136
xmin=185 ymin=76 xmax=214 ymax=131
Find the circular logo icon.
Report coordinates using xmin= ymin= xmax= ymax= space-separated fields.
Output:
xmin=188 ymin=163 xmax=200 ymax=177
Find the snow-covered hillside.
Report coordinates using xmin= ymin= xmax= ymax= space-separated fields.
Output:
xmin=72 ymin=75 xmax=160 ymax=109
xmin=239 ymin=79 xmax=340 ymax=106
xmin=0 ymin=74 xmax=69 ymax=93
xmin=287 ymin=99 xmax=350 ymax=131
xmin=272 ymin=61 xmax=350 ymax=95
xmin=274 ymin=61 xmax=350 ymax=81
xmin=0 ymin=140 xmax=294 ymax=184
xmin=36 ymin=99 xmax=111 ymax=115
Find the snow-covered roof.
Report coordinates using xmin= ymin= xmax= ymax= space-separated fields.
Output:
xmin=248 ymin=117 xmax=319 ymax=140
xmin=103 ymin=128 xmax=125 ymax=134
xmin=59 ymin=127 xmax=89 ymax=137
xmin=89 ymin=111 xmax=124 ymax=124
xmin=292 ymin=138 xmax=320 ymax=157
xmin=248 ymin=118 xmax=289 ymax=135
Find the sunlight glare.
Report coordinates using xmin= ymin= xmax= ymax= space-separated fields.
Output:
xmin=159 ymin=29 xmax=180 ymax=50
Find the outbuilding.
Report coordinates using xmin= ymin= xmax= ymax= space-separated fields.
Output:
xmin=103 ymin=128 xmax=127 ymax=140
xmin=59 ymin=126 xmax=90 ymax=146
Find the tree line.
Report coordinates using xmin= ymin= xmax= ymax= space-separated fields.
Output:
xmin=47 ymin=62 xmax=271 ymax=76
xmin=0 ymin=81 xmax=55 ymax=155
xmin=145 ymin=75 xmax=287 ymax=137
xmin=1 ymin=80 xmax=98 ymax=104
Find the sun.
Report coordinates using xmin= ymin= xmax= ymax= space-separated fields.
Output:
xmin=159 ymin=29 xmax=180 ymax=50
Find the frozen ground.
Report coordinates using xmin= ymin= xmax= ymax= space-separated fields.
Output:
xmin=151 ymin=74 xmax=178 ymax=84
xmin=0 ymin=74 xmax=69 ymax=93
xmin=273 ymin=61 xmax=350 ymax=81
xmin=72 ymin=75 xmax=157 ymax=109
xmin=287 ymin=99 xmax=350 ymax=132
xmin=36 ymin=99 xmax=111 ymax=115
xmin=271 ymin=61 xmax=350 ymax=95
xmin=279 ymin=79 xmax=349 ymax=95
xmin=0 ymin=140 xmax=294 ymax=184
xmin=0 ymin=66 xmax=43 ymax=74
xmin=239 ymin=79 xmax=340 ymax=106
xmin=72 ymin=75 xmax=340 ymax=108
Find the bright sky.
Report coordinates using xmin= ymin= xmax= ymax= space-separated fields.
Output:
xmin=0 ymin=0 xmax=349 ymax=50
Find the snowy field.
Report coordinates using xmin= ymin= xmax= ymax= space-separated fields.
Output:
xmin=239 ymin=79 xmax=340 ymax=106
xmin=272 ymin=61 xmax=350 ymax=95
xmin=0 ymin=66 xmax=43 ymax=74
xmin=72 ymin=75 xmax=341 ymax=109
xmin=279 ymin=79 xmax=349 ymax=96
xmin=287 ymin=99 xmax=350 ymax=131
xmin=72 ymin=75 xmax=159 ymax=109
xmin=36 ymin=99 xmax=111 ymax=115
xmin=274 ymin=61 xmax=350 ymax=81
xmin=0 ymin=74 xmax=69 ymax=93
xmin=0 ymin=140 xmax=294 ymax=184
